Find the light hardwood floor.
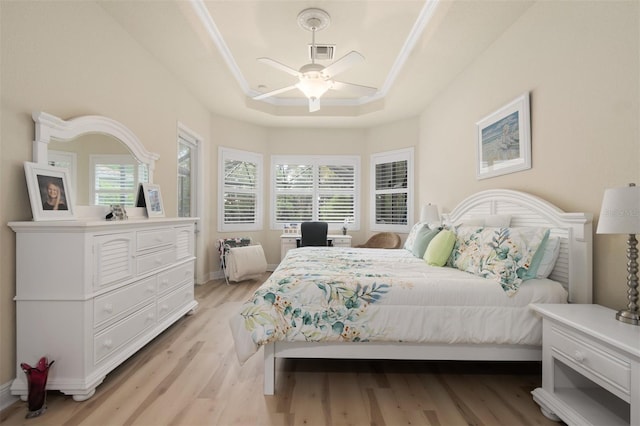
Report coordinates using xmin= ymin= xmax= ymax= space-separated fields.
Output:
xmin=1 ymin=274 xmax=561 ymax=426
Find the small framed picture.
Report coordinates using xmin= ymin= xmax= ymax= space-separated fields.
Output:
xmin=476 ymin=92 xmax=531 ymax=180
xmin=136 ymin=183 xmax=164 ymax=217
xmin=24 ymin=162 xmax=75 ymax=221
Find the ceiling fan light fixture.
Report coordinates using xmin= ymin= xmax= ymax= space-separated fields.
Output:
xmin=295 ymin=75 xmax=333 ymax=99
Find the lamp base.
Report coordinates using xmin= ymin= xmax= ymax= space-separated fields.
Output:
xmin=616 ymin=309 xmax=640 ymax=325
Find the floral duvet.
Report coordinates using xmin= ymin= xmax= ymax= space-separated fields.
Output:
xmin=229 ymin=247 xmax=568 ymax=363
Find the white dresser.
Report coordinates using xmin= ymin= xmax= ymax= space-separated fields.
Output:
xmin=9 ymin=218 xmax=198 ymax=401
xmin=280 ymin=234 xmax=352 ymax=260
xmin=531 ymin=304 xmax=639 ymax=426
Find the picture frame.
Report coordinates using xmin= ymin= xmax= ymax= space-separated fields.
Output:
xmin=24 ymin=162 xmax=76 ymax=221
xmin=136 ymin=183 xmax=165 ymax=217
xmin=476 ymin=92 xmax=531 ymax=180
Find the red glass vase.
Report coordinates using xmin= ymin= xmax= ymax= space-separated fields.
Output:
xmin=20 ymin=357 xmax=54 ymax=418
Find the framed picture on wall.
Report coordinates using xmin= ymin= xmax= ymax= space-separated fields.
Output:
xmin=24 ymin=162 xmax=76 ymax=221
xmin=136 ymin=183 xmax=165 ymax=217
xmin=476 ymin=92 xmax=531 ymax=179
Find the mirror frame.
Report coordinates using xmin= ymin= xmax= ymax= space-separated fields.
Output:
xmin=32 ymin=111 xmax=159 ymax=184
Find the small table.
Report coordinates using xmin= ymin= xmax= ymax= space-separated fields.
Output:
xmin=530 ymin=303 xmax=640 ymax=426
xmin=280 ymin=234 xmax=352 ymax=260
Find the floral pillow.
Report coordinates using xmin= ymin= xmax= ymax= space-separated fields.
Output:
xmin=450 ymin=226 xmax=550 ymax=296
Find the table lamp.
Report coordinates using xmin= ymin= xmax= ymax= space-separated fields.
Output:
xmin=420 ymin=203 xmax=440 ymax=226
xmin=597 ymin=183 xmax=640 ymax=325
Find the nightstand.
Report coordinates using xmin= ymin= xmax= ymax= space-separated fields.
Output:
xmin=530 ymin=304 xmax=640 ymax=426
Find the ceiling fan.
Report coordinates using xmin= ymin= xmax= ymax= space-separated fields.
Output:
xmin=253 ymin=8 xmax=378 ymax=113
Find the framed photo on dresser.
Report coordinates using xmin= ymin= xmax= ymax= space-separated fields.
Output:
xmin=24 ymin=162 xmax=75 ymax=221
xmin=136 ymin=183 xmax=165 ymax=217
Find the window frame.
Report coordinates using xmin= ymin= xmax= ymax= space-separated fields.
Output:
xmin=270 ymin=154 xmax=360 ymax=231
xmin=370 ymin=147 xmax=414 ymax=233
xmin=218 ymin=146 xmax=263 ymax=232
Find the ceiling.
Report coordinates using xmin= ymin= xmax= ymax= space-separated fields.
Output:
xmin=98 ymin=0 xmax=534 ymax=128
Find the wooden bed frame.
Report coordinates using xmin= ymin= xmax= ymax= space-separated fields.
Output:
xmin=262 ymin=189 xmax=593 ymax=394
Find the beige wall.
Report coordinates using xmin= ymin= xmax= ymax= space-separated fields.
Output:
xmin=418 ymin=1 xmax=639 ymax=310
xmin=0 ymin=1 xmax=212 ymax=386
xmin=0 ymin=0 xmax=638 ymax=398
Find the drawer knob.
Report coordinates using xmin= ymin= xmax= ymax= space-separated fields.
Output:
xmin=103 ymin=304 xmax=113 ymax=314
xmin=147 ymin=313 xmax=155 ymax=322
xmin=155 ymin=258 xmax=163 ymax=265
xmin=573 ymin=350 xmax=586 ymax=363
xmin=103 ymin=339 xmax=113 ymax=349
xmin=147 ymin=285 xmax=155 ymax=293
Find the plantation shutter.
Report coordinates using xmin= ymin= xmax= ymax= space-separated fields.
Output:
xmin=223 ymin=159 xmax=257 ymax=224
xmin=274 ymin=164 xmax=314 ymax=222
xmin=318 ymin=164 xmax=355 ymax=222
xmin=374 ymin=160 xmax=408 ymax=225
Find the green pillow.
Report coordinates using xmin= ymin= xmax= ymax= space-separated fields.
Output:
xmin=423 ymin=229 xmax=456 ymax=266
xmin=411 ymin=227 xmax=441 ymax=258
xmin=521 ymin=229 xmax=551 ymax=280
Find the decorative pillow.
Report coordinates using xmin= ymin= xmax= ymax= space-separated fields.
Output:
xmin=404 ymin=221 xmax=429 ymax=252
xmin=450 ymin=226 xmax=550 ymax=295
xmin=535 ymin=237 xmax=561 ymax=278
xmin=423 ymin=229 xmax=456 ymax=266
xmin=411 ymin=227 xmax=441 ymax=258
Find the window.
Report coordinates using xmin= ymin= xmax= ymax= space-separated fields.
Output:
xmin=177 ymin=127 xmax=199 ymax=218
xmin=90 ymin=155 xmax=148 ymax=206
xmin=271 ymin=155 xmax=359 ymax=230
xmin=370 ymin=148 xmax=414 ymax=232
xmin=219 ymin=147 xmax=262 ymax=231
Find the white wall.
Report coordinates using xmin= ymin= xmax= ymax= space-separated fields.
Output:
xmin=418 ymin=1 xmax=639 ymax=310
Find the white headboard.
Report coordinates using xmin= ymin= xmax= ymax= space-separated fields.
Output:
xmin=442 ymin=189 xmax=593 ymax=304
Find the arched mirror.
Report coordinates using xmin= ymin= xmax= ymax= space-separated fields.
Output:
xmin=33 ymin=111 xmax=159 ymax=206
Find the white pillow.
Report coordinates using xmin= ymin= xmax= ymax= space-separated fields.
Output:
xmin=536 ymin=237 xmax=561 ymax=278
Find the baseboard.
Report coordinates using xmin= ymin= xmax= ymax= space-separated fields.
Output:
xmin=0 ymin=380 xmax=18 ymax=412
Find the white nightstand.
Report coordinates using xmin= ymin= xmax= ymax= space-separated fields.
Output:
xmin=530 ymin=304 xmax=640 ymax=426
xmin=280 ymin=234 xmax=352 ymax=260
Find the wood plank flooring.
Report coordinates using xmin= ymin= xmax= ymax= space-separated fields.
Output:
xmin=1 ymin=274 xmax=561 ymax=425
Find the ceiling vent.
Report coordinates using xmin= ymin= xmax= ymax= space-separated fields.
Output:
xmin=308 ymin=44 xmax=335 ymax=61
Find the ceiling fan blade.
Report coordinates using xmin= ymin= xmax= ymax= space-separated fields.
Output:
xmin=331 ymin=81 xmax=378 ymax=97
xmin=253 ymin=85 xmax=298 ymax=100
xmin=309 ymin=97 xmax=320 ymax=113
xmin=257 ymin=57 xmax=300 ymax=77
xmin=323 ymin=51 xmax=365 ymax=78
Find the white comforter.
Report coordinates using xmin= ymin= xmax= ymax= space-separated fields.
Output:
xmin=230 ymin=247 xmax=567 ymax=363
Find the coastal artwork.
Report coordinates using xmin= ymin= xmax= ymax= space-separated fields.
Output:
xmin=476 ymin=93 xmax=531 ymax=179
xmin=481 ymin=111 xmax=520 ymax=167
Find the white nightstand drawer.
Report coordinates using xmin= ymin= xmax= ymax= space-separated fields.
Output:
xmin=549 ymin=324 xmax=631 ymax=396
xmin=94 ymin=276 xmax=156 ymax=328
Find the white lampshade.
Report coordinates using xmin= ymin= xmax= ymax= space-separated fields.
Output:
xmin=420 ymin=203 xmax=440 ymax=223
xmin=597 ymin=184 xmax=640 ymax=234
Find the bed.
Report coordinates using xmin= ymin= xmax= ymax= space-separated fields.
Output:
xmin=229 ymin=189 xmax=593 ymax=395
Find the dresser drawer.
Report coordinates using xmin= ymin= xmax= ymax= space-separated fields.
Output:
xmin=94 ymin=303 xmax=156 ymax=364
xmin=136 ymin=248 xmax=176 ymax=275
xmin=549 ymin=324 xmax=631 ymax=396
xmin=158 ymin=283 xmax=194 ymax=322
xmin=94 ymin=276 xmax=156 ymax=328
xmin=157 ymin=261 xmax=194 ymax=295
xmin=137 ymin=228 xmax=175 ymax=252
